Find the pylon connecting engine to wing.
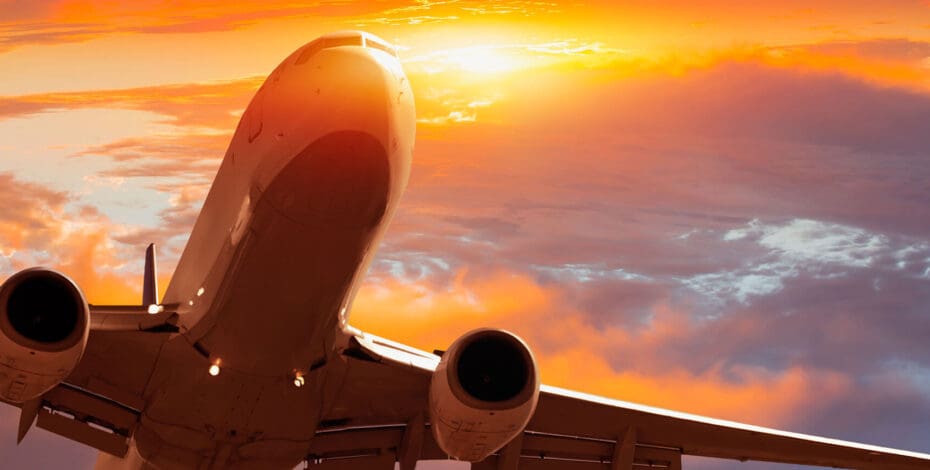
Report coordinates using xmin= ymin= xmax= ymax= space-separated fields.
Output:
xmin=0 ymin=268 xmax=90 ymax=403
xmin=429 ymin=328 xmax=540 ymax=462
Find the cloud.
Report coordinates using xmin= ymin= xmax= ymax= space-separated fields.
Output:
xmin=352 ymin=0 xmax=559 ymax=26
xmin=344 ymin=56 xmax=930 ymax=461
xmin=767 ymin=38 xmax=930 ymax=90
xmin=784 ymin=38 xmax=930 ymax=63
xmin=0 ymin=1 xmax=412 ymax=51
xmin=0 ymin=77 xmax=262 ymax=129
xmin=0 ymin=79 xmax=256 ymax=275
xmin=4 ymin=24 xmax=930 ymax=467
xmin=0 ymin=1 xmax=62 ymax=22
xmin=109 ymin=181 xmax=210 ymax=269
xmin=0 ymin=172 xmax=142 ymax=304
xmin=350 ymin=269 xmax=929 ymax=440
xmin=685 ymin=218 xmax=904 ymax=304
xmin=0 ymin=172 xmax=69 ymax=252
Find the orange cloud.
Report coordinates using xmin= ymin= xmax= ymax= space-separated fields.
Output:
xmin=0 ymin=1 xmax=410 ymax=51
xmin=0 ymin=77 xmax=262 ymax=129
xmin=0 ymin=173 xmax=140 ymax=304
xmin=764 ymin=40 xmax=930 ymax=92
xmin=0 ymin=173 xmax=69 ymax=251
xmin=350 ymin=270 xmax=852 ymax=426
xmin=53 ymin=225 xmax=141 ymax=305
xmin=4 ymin=5 xmax=930 ymax=466
xmin=540 ymin=350 xmax=851 ymax=427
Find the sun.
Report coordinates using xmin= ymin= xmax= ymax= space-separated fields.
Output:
xmin=421 ymin=45 xmax=530 ymax=75
xmin=453 ymin=46 xmax=523 ymax=74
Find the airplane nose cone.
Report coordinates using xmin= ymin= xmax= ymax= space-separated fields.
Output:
xmin=298 ymin=45 xmax=394 ymax=138
xmin=251 ymin=44 xmax=400 ymax=230
xmin=267 ymin=47 xmax=395 ymax=229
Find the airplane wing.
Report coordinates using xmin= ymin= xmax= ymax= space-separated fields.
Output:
xmin=519 ymin=386 xmax=930 ymax=470
xmin=2 ymin=326 xmax=171 ymax=457
xmin=7 ymin=296 xmax=177 ymax=457
xmin=1 ymin=245 xmax=177 ymax=458
xmin=312 ymin=330 xmax=930 ymax=470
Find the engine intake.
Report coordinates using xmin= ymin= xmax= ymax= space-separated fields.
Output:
xmin=0 ymin=268 xmax=89 ymax=402
xmin=6 ymin=271 xmax=84 ymax=347
xmin=429 ymin=329 xmax=539 ymax=462
xmin=453 ymin=330 xmax=534 ymax=406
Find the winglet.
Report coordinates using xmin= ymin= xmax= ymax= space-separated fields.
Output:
xmin=142 ymin=243 xmax=158 ymax=306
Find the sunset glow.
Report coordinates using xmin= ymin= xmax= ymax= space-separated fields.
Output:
xmin=2 ymin=1 xmax=930 ymax=468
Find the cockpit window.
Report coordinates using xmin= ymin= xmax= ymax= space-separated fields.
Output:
xmin=295 ymin=35 xmax=364 ymax=65
xmin=365 ymin=38 xmax=397 ymax=58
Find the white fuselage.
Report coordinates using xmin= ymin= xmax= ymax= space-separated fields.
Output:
xmin=98 ymin=35 xmax=415 ymax=469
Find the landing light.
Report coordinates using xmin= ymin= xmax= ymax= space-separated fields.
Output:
xmin=293 ymin=373 xmax=305 ymax=388
xmin=147 ymin=304 xmax=163 ymax=315
xmin=208 ymin=364 xmax=221 ymax=376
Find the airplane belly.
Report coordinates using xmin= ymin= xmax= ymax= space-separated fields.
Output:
xmin=164 ymin=43 xmax=411 ymax=339
xmin=196 ymin=130 xmax=392 ymax=375
xmin=127 ymin=34 xmax=416 ymax=470
xmin=131 ymin=336 xmax=325 ymax=469
xmin=130 ymin=131 xmax=394 ymax=469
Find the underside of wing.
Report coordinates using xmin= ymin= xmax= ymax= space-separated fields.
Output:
xmin=0 ymin=262 xmax=175 ymax=458
xmin=2 ymin=327 xmax=169 ymax=458
xmin=521 ymin=385 xmax=930 ymax=470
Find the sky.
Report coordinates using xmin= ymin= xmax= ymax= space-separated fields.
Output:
xmin=1 ymin=1 xmax=930 ymax=469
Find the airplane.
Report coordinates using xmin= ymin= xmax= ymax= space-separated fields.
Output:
xmin=1 ymin=30 xmax=929 ymax=470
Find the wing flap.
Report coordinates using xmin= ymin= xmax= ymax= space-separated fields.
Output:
xmin=36 ymin=406 xmax=129 ymax=457
xmin=474 ymin=460 xmax=605 ymax=470
xmin=43 ymin=384 xmax=139 ymax=433
xmin=470 ymin=433 xmax=682 ymax=470
xmin=2 ymin=329 xmax=162 ymax=453
xmin=33 ymin=382 xmax=139 ymax=457
xmin=306 ymin=424 xmax=447 ymax=468
xmin=303 ymin=454 xmax=396 ymax=469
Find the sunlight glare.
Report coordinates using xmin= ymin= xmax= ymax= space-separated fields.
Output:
xmin=434 ymin=46 xmax=527 ymax=74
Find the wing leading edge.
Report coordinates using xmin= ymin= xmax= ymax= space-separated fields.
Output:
xmin=529 ymin=385 xmax=930 ymax=469
xmin=333 ymin=330 xmax=930 ymax=470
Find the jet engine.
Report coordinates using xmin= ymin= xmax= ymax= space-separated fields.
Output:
xmin=429 ymin=329 xmax=540 ymax=462
xmin=0 ymin=268 xmax=89 ymax=403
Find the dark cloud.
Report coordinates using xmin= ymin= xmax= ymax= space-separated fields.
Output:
xmin=493 ymin=61 xmax=930 ymax=157
xmin=360 ymin=59 xmax=930 ymax=460
xmin=394 ymin=61 xmax=930 ymax=292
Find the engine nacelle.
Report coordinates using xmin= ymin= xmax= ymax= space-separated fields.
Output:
xmin=0 ymin=268 xmax=89 ymax=403
xmin=429 ymin=329 xmax=540 ymax=462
